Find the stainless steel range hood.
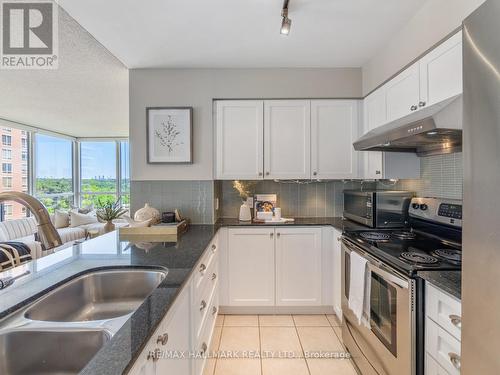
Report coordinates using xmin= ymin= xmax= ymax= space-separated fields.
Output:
xmin=354 ymin=95 xmax=462 ymax=156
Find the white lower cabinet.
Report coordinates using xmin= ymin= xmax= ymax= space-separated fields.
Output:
xmin=275 ymin=227 xmax=322 ymax=306
xmin=227 ymin=228 xmax=275 ymax=306
xmin=332 ymin=228 xmax=342 ymax=318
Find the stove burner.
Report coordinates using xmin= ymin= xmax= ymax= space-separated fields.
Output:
xmin=391 ymin=231 xmax=417 ymax=240
xmin=434 ymin=249 xmax=462 ymax=263
xmin=359 ymin=232 xmax=390 ymax=241
xmin=400 ymin=252 xmax=439 ymax=264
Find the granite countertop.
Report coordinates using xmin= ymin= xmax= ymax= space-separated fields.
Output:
xmin=215 ymin=216 xmax=366 ymax=231
xmin=0 ymin=225 xmax=217 ymax=375
xmin=418 ymin=270 xmax=462 ymax=300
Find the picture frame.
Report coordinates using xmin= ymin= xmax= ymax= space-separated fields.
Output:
xmin=146 ymin=107 xmax=193 ymax=164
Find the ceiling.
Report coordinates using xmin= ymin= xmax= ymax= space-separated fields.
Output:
xmin=56 ymin=0 xmax=426 ymax=69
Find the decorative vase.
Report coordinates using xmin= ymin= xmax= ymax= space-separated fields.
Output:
xmin=104 ymin=220 xmax=115 ymax=233
xmin=134 ymin=203 xmax=161 ymax=224
xmin=239 ymin=202 xmax=252 ymax=222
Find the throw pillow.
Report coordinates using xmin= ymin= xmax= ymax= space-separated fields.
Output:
xmin=69 ymin=211 xmax=98 ymax=227
xmin=70 ymin=203 xmax=94 ymax=214
xmin=53 ymin=210 xmax=70 ymax=229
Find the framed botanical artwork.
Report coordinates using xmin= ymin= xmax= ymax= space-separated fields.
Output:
xmin=146 ymin=107 xmax=193 ymax=164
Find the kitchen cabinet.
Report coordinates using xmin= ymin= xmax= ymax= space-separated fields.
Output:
xmin=332 ymin=228 xmax=342 ymax=318
xmin=264 ymin=100 xmax=311 ymax=179
xmin=419 ymin=31 xmax=462 ymax=108
xmin=311 ymin=100 xmax=359 ymax=179
xmin=363 ymin=88 xmax=387 ymax=132
xmin=275 ymin=227 xmax=322 ymax=306
xmin=215 ymin=100 xmax=264 ymax=179
xmin=227 ymin=228 xmax=275 ymax=306
xmin=385 ymin=62 xmax=421 ymax=122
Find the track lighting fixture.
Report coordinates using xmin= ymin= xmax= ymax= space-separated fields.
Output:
xmin=280 ymin=0 xmax=291 ymax=35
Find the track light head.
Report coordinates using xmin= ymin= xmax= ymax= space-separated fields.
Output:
xmin=280 ymin=16 xmax=291 ymax=35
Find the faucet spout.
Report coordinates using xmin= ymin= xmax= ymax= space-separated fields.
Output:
xmin=0 ymin=191 xmax=62 ymax=250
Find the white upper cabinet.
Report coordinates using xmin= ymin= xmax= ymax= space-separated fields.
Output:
xmin=311 ymin=100 xmax=359 ymax=179
xmin=419 ymin=31 xmax=463 ymax=108
xmin=275 ymin=227 xmax=322 ymax=306
xmin=363 ymin=88 xmax=387 ymax=133
xmin=264 ymin=100 xmax=311 ymax=179
xmin=385 ymin=62 xmax=421 ymax=122
xmin=216 ymin=100 xmax=264 ymax=180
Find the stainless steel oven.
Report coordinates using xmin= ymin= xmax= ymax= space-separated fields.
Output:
xmin=343 ymin=191 xmax=414 ymax=228
xmin=341 ymin=238 xmax=417 ymax=375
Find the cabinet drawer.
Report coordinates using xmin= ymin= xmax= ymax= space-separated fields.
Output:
xmin=195 ymin=289 xmax=219 ymax=375
xmin=193 ymin=239 xmax=218 ymax=294
xmin=193 ymin=262 xmax=218 ymax=342
xmin=426 ymin=352 xmax=451 ymax=375
xmin=426 ymin=318 xmax=461 ymax=375
xmin=426 ymin=283 xmax=461 ymax=340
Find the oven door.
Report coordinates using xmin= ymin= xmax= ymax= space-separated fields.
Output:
xmin=341 ymin=239 xmax=415 ymax=375
xmin=343 ymin=191 xmax=375 ymax=227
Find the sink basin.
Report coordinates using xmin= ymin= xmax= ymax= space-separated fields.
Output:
xmin=24 ymin=269 xmax=166 ymax=322
xmin=0 ymin=329 xmax=109 ymax=375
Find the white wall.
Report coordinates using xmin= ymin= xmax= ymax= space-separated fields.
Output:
xmin=0 ymin=7 xmax=129 ymax=137
xmin=362 ymin=0 xmax=485 ymax=95
xmin=129 ymin=68 xmax=362 ymax=181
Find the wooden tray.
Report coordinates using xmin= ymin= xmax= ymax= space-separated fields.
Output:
xmin=119 ymin=220 xmax=189 ymax=242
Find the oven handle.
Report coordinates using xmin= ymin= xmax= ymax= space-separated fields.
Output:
xmin=342 ymin=239 xmax=409 ymax=289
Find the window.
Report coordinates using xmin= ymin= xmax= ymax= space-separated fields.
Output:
xmin=2 ymin=149 xmax=11 ymax=160
xmin=35 ymin=134 xmax=74 ymax=213
xmin=2 ymin=177 xmax=12 ymax=188
xmin=21 ymin=151 xmax=27 ymax=161
xmin=120 ymin=141 xmax=130 ymax=208
xmin=3 ymin=204 xmax=12 ymax=218
xmin=2 ymin=163 xmax=12 ymax=174
xmin=22 ymin=176 xmax=27 ymax=188
xmin=2 ymin=135 xmax=11 ymax=146
xmin=3 ymin=128 xmax=11 ymax=133
xmin=21 ymin=138 xmax=27 ymax=149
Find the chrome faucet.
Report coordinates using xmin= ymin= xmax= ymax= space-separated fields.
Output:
xmin=0 ymin=191 xmax=62 ymax=250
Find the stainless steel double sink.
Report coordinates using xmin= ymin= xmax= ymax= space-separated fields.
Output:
xmin=0 ymin=268 xmax=167 ymax=375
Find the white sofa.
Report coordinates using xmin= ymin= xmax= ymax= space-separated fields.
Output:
xmin=0 ymin=216 xmax=128 ymax=260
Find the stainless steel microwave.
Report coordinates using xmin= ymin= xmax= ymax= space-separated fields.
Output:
xmin=343 ymin=190 xmax=414 ymax=228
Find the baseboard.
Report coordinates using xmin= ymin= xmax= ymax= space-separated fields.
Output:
xmin=334 ymin=306 xmax=343 ymax=323
xmin=219 ymin=305 xmax=335 ymax=315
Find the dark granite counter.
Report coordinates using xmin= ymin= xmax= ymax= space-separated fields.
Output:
xmin=418 ymin=270 xmax=461 ymax=300
xmin=216 ymin=216 xmax=367 ymax=231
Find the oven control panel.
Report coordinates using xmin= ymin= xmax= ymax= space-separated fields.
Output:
xmin=409 ymin=197 xmax=462 ymax=227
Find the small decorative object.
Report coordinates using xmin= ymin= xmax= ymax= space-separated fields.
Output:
xmin=162 ymin=212 xmax=176 ymax=223
xmin=147 ymin=107 xmax=193 ymax=164
xmin=96 ymin=198 xmax=128 ymax=233
xmin=233 ymin=180 xmax=257 ymax=222
xmin=174 ymin=209 xmax=183 ymax=222
xmin=274 ymin=207 xmax=282 ymax=220
xmin=134 ymin=203 xmax=161 ymax=224
xmin=254 ymin=194 xmax=277 ymax=220
xmin=123 ymin=215 xmax=152 ymax=228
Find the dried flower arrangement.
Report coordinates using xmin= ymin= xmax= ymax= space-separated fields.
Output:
xmin=232 ymin=180 xmax=257 ymax=201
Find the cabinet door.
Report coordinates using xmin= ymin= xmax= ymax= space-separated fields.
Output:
xmin=264 ymin=100 xmax=311 ymax=179
xmin=216 ymin=100 xmax=264 ymax=179
xmin=363 ymin=88 xmax=387 ymax=132
xmin=155 ymin=287 xmax=191 ymax=375
xmin=385 ymin=63 xmax=420 ymax=122
xmin=227 ymin=228 xmax=275 ymax=306
xmin=311 ymin=100 xmax=359 ymax=179
xmin=419 ymin=31 xmax=462 ymax=108
xmin=275 ymin=227 xmax=322 ymax=306
xmin=332 ymin=229 xmax=342 ymax=318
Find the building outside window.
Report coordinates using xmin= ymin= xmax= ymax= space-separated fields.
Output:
xmin=21 ymin=150 xmax=27 ymax=161
xmin=2 ymin=177 xmax=12 ymax=188
xmin=2 ymin=135 xmax=12 ymax=146
xmin=4 ymin=204 xmax=12 ymax=218
xmin=2 ymin=149 xmax=12 ymax=160
xmin=2 ymin=163 xmax=12 ymax=174
xmin=21 ymin=138 xmax=27 ymax=149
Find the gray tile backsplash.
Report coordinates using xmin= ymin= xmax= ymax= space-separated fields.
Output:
xmin=378 ymin=153 xmax=463 ymax=199
xmin=131 ymin=180 xmax=214 ymax=224
xmin=218 ymin=180 xmax=377 ymax=219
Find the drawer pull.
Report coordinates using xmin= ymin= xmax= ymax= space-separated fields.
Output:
xmin=211 ymin=273 xmax=217 ymax=281
xmin=448 ymin=352 xmax=461 ymax=370
xmin=156 ymin=333 xmax=169 ymax=346
xmin=449 ymin=314 xmax=462 ymax=329
xmin=199 ymin=263 xmax=207 ymax=273
xmin=201 ymin=342 xmax=208 ymax=354
xmin=211 ymin=244 xmax=217 ymax=252
xmin=212 ymin=306 xmax=218 ymax=315
xmin=200 ymin=300 xmax=207 ymax=311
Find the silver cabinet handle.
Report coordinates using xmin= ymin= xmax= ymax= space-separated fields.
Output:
xmin=410 ymin=105 xmax=418 ymax=111
xmin=449 ymin=314 xmax=462 ymax=329
xmin=201 ymin=342 xmax=208 ymax=354
xmin=313 ymin=171 xmax=317 ymax=176
xmin=266 ymin=172 xmax=270 ymax=176
xmin=211 ymin=244 xmax=217 ymax=252
xmin=200 ymin=300 xmax=207 ymax=311
xmin=258 ymin=172 xmax=263 ymax=176
xmin=277 ymin=232 xmax=281 ymax=238
xmin=375 ymin=170 xmax=381 ymax=175
xmin=211 ymin=272 xmax=217 ymax=281
xmin=212 ymin=306 xmax=218 ymax=315
xmin=448 ymin=352 xmax=461 ymax=370
xmin=199 ymin=263 xmax=206 ymax=273
xmin=419 ymin=101 xmax=426 ymax=107
xmin=270 ymin=232 xmax=274 ymax=238
xmin=156 ymin=333 xmax=169 ymax=346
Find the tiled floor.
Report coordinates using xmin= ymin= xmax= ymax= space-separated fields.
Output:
xmin=204 ymin=314 xmax=357 ymax=375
